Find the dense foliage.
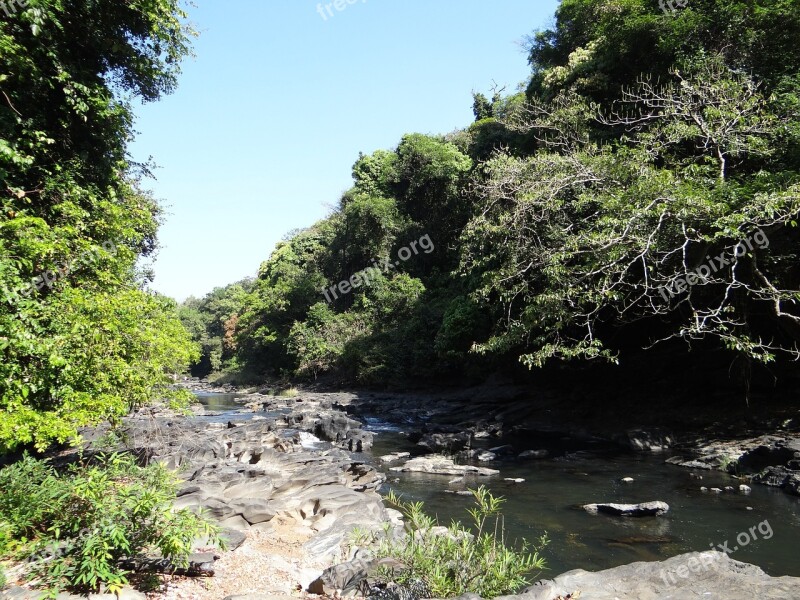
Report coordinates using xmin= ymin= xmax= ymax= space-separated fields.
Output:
xmin=0 ymin=453 xmax=218 ymax=593
xmin=183 ymin=1 xmax=798 ymax=391
xmin=0 ymin=1 xmax=198 ymax=451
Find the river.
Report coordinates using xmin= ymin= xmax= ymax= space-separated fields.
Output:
xmin=194 ymin=393 xmax=800 ymax=579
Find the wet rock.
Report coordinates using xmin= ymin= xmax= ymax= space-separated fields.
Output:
xmin=477 ymin=451 xmax=496 ymax=462
xmin=621 ymin=477 xmax=634 ymax=483
xmin=739 ymin=484 xmax=752 ymax=494
xmin=389 ymin=455 xmax=499 ymax=477
xmin=583 ymin=501 xmax=669 ymax=517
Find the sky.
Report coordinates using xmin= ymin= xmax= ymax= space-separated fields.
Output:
xmin=129 ymin=0 xmax=560 ymax=301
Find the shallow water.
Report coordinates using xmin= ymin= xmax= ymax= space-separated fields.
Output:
xmin=367 ymin=428 xmax=800 ymax=578
xmin=196 ymin=394 xmax=800 ymax=577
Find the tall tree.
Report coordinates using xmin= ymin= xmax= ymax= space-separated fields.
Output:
xmin=0 ymin=0 xmax=197 ymax=451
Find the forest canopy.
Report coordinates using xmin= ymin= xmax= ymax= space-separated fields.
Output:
xmin=183 ymin=0 xmax=800 ymax=392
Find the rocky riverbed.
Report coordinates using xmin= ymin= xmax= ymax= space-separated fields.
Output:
xmin=4 ymin=383 xmax=800 ymax=600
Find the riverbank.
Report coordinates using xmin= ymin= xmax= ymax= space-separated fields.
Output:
xmin=5 ymin=383 xmax=799 ymax=600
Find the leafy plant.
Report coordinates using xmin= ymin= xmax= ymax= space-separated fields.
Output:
xmin=0 ymin=453 xmax=219 ymax=594
xmin=373 ymin=486 xmax=547 ymax=599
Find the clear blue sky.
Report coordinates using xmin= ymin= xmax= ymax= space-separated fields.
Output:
xmin=129 ymin=0 xmax=559 ymax=301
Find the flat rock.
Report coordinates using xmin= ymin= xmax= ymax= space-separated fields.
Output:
xmin=389 ymin=455 xmax=499 ymax=477
xmin=512 ymin=551 xmax=800 ymax=600
xmin=583 ymin=501 xmax=669 ymax=517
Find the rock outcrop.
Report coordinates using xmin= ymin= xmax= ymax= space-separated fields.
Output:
xmin=505 ymin=551 xmax=800 ymax=600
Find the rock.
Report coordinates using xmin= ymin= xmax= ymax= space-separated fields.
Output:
xmin=504 ymin=478 xmax=525 ymax=483
xmin=514 ymin=551 xmax=800 ymax=600
xmin=378 ymin=452 xmax=411 ymax=463
xmin=786 ymin=473 xmax=800 ymax=496
xmin=417 ymin=431 xmax=471 ymax=454
xmin=518 ymin=449 xmax=549 ymax=460
xmin=477 ymin=451 xmax=496 ymax=462
xmin=621 ymin=477 xmax=634 ymax=483
xmin=342 ymin=429 xmax=373 ymax=453
xmin=724 ymin=486 xmax=735 ymax=492
xmin=313 ymin=414 xmax=364 ymax=445
xmin=737 ymin=442 xmax=795 ymax=473
xmin=739 ymin=484 xmax=752 ymax=494
xmin=700 ymin=486 xmax=708 ymax=492
xmin=583 ymin=501 xmax=669 ymax=517
xmin=710 ymin=487 xmax=723 ymax=494
xmin=616 ymin=428 xmax=675 ymax=452
xmin=488 ymin=444 xmax=514 ymax=456
xmin=665 ymin=456 xmax=714 ymax=470
xmin=752 ymin=466 xmax=790 ymax=487
xmin=308 ymin=558 xmax=375 ymax=595
xmin=115 ymin=590 xmax=147 ymax=600
xmin=390 ymin=455 xmax=499 ymax=477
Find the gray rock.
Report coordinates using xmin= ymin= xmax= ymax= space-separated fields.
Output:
xmin=379 ymin=452 xmax=411 ymax=463
xmin=514 ymin=551 xmax=800 ymax=600
xmin=390 ymin=455 xmax=499 ymax=477
xmin=583 ymin=501 xmax=669 ymax=517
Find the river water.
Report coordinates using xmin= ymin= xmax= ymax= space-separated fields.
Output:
xmin=195 ymin=393 xmax=800 ymax=579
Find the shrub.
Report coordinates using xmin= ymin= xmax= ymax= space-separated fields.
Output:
xmin=0 ymin=453 xmax=219 ymax=594
xmin=373 ymin=486 xmax=547 ymax=598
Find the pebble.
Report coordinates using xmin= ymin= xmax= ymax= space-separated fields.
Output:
xmin=621 ymin=477 xmax=634 ymax=483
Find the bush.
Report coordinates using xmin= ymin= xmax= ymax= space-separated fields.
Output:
xmin=373 ymin=486 xmax=547 ymax=598
xmin=0 ymin=453 xmax=219 ymax=593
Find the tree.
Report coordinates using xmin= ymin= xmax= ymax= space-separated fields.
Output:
xmin=0 ymin=0 xmax=197 ymax=451
xmin=462 ymin=56 xmax=800 ymax=377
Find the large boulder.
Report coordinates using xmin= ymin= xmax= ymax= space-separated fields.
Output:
xmin=510 ymin=551 xmax=800 ymax=600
